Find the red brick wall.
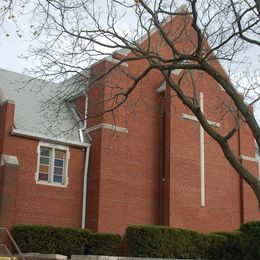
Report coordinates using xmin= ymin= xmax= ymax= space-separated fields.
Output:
xmin=12 ymin=140 xmax=85 ymax=228
xmin=0 ymin=101 xmax=17 ymax=229
xmin=87 ymin=65 xmax=164 ymax=234
xmin=0 ymin=166 xmax=19 ymax=229
xmin=0 ymin=14 xmax=259 ymax=236
xmin=242 ymin=161 xmax=259 ymax=222
xmin=85 ymin=16 xmax=259 ymax=236
xmin=0 ymin=101 xmax=86 ymax=229
xmin=0 ymin=102 xmax=7 ymax=214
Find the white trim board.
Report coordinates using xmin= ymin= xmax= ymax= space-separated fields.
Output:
xmin=199 ymin=93 xmax=205 ymax=207
xmin=182 ymin=113 xmax=221 ymax=128
xmin=1 ymin=154 xmax=19 ymax=167
xmin=86 ymin=123 xmax=128 ymax=133
xmin=240 ymin=155 xmax=258 ymax=162
xmin=92 ymin=56 xmax=129 ymax=68
xmin=104 ymin=56 xmax=128 ymax=67
xmin=157 ymin=82 xmax=166 ymax=93
xmin=11 ymin=128 xmax=90 ymax=148
xmin=171 ymin=69 xmax=183 ymax=75
xmin=241 ymin=155 xmax=260 ymax=181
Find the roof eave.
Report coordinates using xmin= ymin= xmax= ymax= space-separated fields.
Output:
xmin=11 ymin=128 xmax=91 ymax=148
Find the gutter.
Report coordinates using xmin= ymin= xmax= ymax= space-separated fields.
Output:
xmin=11 ymin=128 xmax=90 ymax=148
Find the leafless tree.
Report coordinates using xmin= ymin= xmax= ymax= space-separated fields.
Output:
xmin=1 ymin=0 xmax=260 ymax=202
xmin=0 ymin=0 xmax=30 ymax=36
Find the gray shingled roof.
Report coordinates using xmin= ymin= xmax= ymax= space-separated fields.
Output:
xmin=0 ymin=68 xmax=88 ymax=144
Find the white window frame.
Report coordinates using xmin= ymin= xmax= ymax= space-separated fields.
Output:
xmin=35 ymin=142 xmax=70 ymax=188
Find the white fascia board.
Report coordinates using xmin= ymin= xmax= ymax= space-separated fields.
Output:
xmin=11 ymin=128 xmax=91 ymax=148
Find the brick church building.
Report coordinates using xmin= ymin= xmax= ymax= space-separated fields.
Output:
xmin=0 ymin=15 xmax=259 ymax=235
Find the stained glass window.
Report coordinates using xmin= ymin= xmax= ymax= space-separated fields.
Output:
xmin=53 ymin=150 xmax=65 ymax=184
xmin=37 ymin=145 xmax=68 ymax=186
xmin=39 ymin=147 xmax=51 ymax=182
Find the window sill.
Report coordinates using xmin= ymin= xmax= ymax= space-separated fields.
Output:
xmin=35 ymin=180 xmax=68 ymax=188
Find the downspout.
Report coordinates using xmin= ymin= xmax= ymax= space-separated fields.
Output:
xmin=78 ymin=94 xmax=90 ymax=229
xmin=81 ymin=143 xmax=90 ymax=229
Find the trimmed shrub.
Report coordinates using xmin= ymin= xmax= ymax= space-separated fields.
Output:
xmin=212 ymin=231 xmax=243 ymax=259
xmin=54 ymin=227 xmax=91 ymax=256
xmin=202 ymin=233 xmax=229 ymax=260
xmin=126 ymin=225 xmax=204 ymax=259
xmin=12 ymin=225 xmax=91 ymax=256
xmin=126 ymin=225 xmax=246 ymax=259
xmin=87 ymin=233 xmax=121 ymax=256
xmin=12 ymin=221 xmax=260 ymax=259
xmin=240 ymin=220 xmax=260 ymax=259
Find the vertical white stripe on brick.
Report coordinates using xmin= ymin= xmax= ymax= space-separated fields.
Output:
xmin=200 ymin=92 xmax=205 ymax=207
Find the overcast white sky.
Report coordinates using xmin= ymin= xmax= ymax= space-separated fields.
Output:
xmin=0 ymin=12 xmax=34 ymax=73
xmin=0 ymin=35 xmax=31 ymax=73
xmin=1 ymin=2 xmax=259 ymax=73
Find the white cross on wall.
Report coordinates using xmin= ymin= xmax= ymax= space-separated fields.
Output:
xmin=182 ymin=92 xmax=221 ymax=207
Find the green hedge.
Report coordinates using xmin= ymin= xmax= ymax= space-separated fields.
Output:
xmin=12 ymin=221 xmax=260 ymax=258
xmin=87 ymin=233 xmax=121 ymax=256
xmin=201 ymin=233 xmax=228 ymax=259
xmin=12 ymin=225 xmax=91 ymax=256
xmin=240 ymin=221 xmax=260 ymax=259
xmin=212 ymin=231 xmax=243 ymax=259
xmin=126 ymin=225 xmax=204 ymax=259
xmin=12 ymin=225 xmax=121 ymax=257
xmin=127 ymin=223 xmax=260 ymax=259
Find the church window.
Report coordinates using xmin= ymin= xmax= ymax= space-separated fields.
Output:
xmin=36 ymin=142 xmax=70 ymax=187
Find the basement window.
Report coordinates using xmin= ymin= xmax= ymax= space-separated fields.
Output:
xmin=36 ymin=142 xmax=70 ymax=187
